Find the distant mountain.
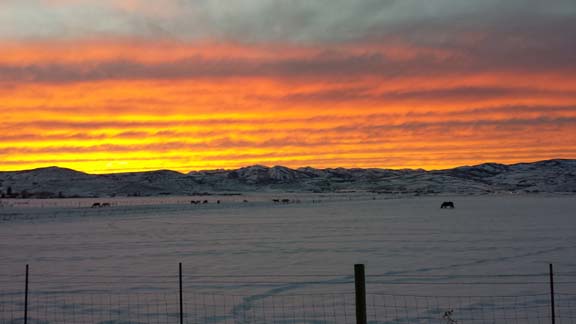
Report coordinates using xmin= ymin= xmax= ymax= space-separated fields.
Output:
xmin=0 ymin=159 xmax=575 ymax=198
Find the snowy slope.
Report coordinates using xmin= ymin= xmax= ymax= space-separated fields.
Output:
xmin=0 ymin=159 xmax=574 ymax=198
xmin=435 ymin=159 xmax=576 ymax=193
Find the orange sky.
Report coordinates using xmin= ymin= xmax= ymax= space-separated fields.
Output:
xmin=1 ymin=2 xmax=575 ymax=173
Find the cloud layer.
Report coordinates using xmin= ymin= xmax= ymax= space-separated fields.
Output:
xmin=0 ymin=0 xmax=575 ymax=172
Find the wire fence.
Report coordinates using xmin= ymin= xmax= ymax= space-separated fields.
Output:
xmin=2 ymin=265 xmax=576 ymax=324
xmin=3 ymin=291 xmax=576 ymax=324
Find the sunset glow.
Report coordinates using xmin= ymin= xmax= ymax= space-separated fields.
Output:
xmin=1 ymin=1 xmax=575 ymax=173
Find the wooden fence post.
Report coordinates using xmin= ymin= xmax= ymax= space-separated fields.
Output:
xmin=550 ymin=263 xmax=556 ymax=324
xmin=24 ymin=264 xmax=29 ymax=324
xmin=179 ymin=262 xmax=183 ymax=324
xmin=355 ymin=264 xmax=367 ymax=324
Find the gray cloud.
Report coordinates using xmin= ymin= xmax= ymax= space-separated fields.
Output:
xmin=1 ymin=0 xmax=575 ymax=88
xmin=1 ymin=0 xmax=575 ymax=43
xmin=270 ymin=87 xmax=576 ymax=104
xmin=1 ymin=42 xmax=574 ymax=83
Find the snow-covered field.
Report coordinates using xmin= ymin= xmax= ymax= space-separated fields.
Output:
xmin=1 ymin=194 xmax=576 ymax=323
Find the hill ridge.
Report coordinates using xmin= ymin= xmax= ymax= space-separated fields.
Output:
xmin=0 ymin=159 xmax=574 ymax=198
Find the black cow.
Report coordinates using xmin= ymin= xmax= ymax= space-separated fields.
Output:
xmin=440 ymin=201 xmax=455 ymax=209
xmin=443 ymin=309 xmax=457 ymax=323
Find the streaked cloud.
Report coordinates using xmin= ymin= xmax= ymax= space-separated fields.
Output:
xmin=0 ymin=1 xmax=574 ymax=172
xmin=2 ymin=0 xmax=575 ymax=42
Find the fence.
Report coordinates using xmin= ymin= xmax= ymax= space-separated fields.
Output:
xmin=2 ymin=264 xmax=576 ymax=324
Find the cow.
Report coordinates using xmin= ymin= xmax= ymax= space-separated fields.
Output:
xmin=443 ymin=309 xmax=457 ymax=323
xmin=440 ymin=201 xmax=455 ymax=209
xmin=91 ymin=202 xmax=101 ymax=208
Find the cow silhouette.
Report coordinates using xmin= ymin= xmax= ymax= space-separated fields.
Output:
xmin=440 ymin=201 xmax=455 ymax=209
xmin=443 ymin=309 xmax=457 ymax=323
xmin=91 ymin=202 xmax=111 ymax=208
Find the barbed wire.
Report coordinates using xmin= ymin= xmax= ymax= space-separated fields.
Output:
xmin=2 ymin=266 xmax=576 ymax=323
xmin=4 ymin=271 xmax=574 ymax=279
xmin=1 ymin=291 xmax=574 ymax=324
xmin=3 ymin=280 xmax=574 ymax=287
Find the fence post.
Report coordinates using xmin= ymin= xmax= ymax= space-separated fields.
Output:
xmin=354 ymin=264 xmax=367 ymax=324
xmin=24 ymin=264 xmax=29 ymax=324
xmin=549 ymin=263 xmax=555 ymax=324
xmin=179 ymin=262 xmax=183 ymax=324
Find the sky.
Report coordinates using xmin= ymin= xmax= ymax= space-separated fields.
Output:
xmin=1 ymin=0 xmax=575 ymax=173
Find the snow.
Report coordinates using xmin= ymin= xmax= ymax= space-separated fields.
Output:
xmin=1 ymin=194 xmax=575 ymax=298
xmin=2 ymin=194 xmax=576 ymax=323
xmin=1 ymin=159 xmax=574 ymax=198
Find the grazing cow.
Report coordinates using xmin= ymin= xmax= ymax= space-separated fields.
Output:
xmin=243 ymin=200 xmax=248 ymax=203
xmin=91 ymin=202 xmax=101 ymax=208
xmin=443 ymin=309 xmax=457 ymax=323
xmin=272 ymin=199 xmax=280 ymax=204
xmin=281 ymin=199 xmax=290 ymax=204
xmin=101 ymin=203 xmax=111 ymax=207
xmin=216 ymin=200 xmax=220 ymax=204
xmin=203 ymin=200 xmax=208 ymax=204
xmin=440 ymin=201 xmax=455 ymax=209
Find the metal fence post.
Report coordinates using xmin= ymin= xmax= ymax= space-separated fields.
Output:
xmin=179 ymin=262 xmax=183 ymax=324
xmin=354 ymin=264 xmax=367 ymax=324
xmin=24 ymin=264 xmax=29 ymax=324
xmin=549 ymin=264 xmax=555 ymax=324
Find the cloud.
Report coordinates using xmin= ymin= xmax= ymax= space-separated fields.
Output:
xmin=0 ymin=48 xmax=569 ymax=84
xmin=265 ymin=86 xmax=576 ymax=104
xmin=0 ymin=28 xmax=574 ymax=84
xmin=1 ymin=0 xmax=575 ymax=43
xmin=0 ymin=1 xmax=575 ymax=172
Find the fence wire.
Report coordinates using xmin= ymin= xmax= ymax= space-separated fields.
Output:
xmin=2 ymin=269 xmax=576 ymax=324
xmin=2 ymin=290 xmax=576 ymax=324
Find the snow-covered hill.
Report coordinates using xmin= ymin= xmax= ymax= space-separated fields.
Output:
xmin=0 ymin=159 xmax=574 ymax=198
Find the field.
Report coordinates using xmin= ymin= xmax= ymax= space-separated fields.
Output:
xmin=1 ymin=194 xmax=576 ymax=323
